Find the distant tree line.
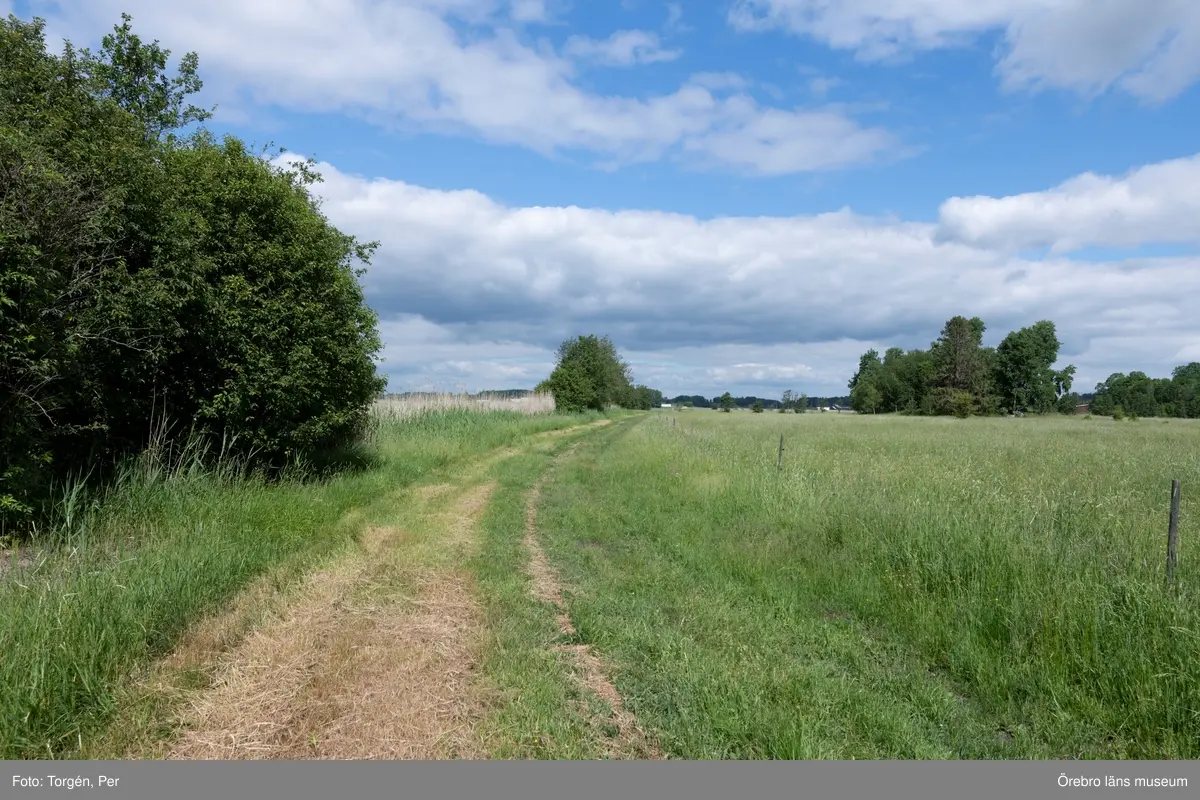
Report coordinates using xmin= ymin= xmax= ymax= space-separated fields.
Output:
xmin=536 ymin=335 xmax=664 ymax=412
xmin=1089 ymin=366 xmax=1200 ymax=419
xmin=845 ymin=316 xmax=1081 ymax=417
xmin=1 ymin=16 xmax=384 ymax=532
xmin=667 ymin=394 xmax=849 ymax=410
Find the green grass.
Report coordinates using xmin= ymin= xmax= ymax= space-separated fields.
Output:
xmin=530 ymin=411 xmax=1200 ymax=759
xmin=8 ymin=405 xmax=1196 ymax=761
xmin=470 ymin=418 xmax=641 ymax=759
xmin=0 ymin=408 xmax=601 ymax=760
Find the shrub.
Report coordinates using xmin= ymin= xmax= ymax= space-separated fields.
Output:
xmin=0 ymin=15 xmax=384 ymax=533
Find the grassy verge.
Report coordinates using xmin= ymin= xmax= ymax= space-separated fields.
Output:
xmin=0 ymin=408 xmax=603 ymax=760
xmin=531 ymin=411 xmax=1200 ymax=758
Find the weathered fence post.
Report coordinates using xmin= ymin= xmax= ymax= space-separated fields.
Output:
xmin=1166 ymin=479 xmax=1181 ymax=587
xmin=777 ymin=434 xmax=784 ymax=473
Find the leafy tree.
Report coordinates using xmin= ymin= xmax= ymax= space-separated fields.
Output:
xmin=780 ymin=389 xmax=794 ymax=413
xmin=848 ymin=349 xmax=882 ymax=393
xmin=795 ymin=393 xmax=808 ymax=413
xmin=850 ymin=380 xmax=882 ymax=414
xmin=995 ymin=321 xmax=1069 ymax=413
xmin=1 ymin=14 xmax=385 ymax=531
xmin=542 ymin=334 xmax=633 ymax=412
xmin=537 ymin=360 xmax=595 ymax=413
xmin=539 ymin=334 xmax=650 ymax=412
xmin=751 ymin=399 xmax=764 ymax=413
xmin=932 ymin=316 xmax=987 ymax=393
xmin=80 ymin=13 xmax=214 ymax=143
xmin=719 ymin=392 xmax=735 ymax=412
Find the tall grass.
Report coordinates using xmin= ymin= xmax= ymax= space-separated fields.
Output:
xmin=373 ymin=391 xmax=556 ymax=421
xmin=0 ymin=403 xmax=582 ymax=759
xmin=532 ymin=412 xmax=1200 ymax=758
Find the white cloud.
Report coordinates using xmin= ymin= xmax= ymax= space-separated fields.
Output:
xmin=564 ymin=29 xmax=681 ymax=66
xmin=281 ymin=152 xmax=1200 ymax=397
xmin=37 ymin=0 xmax=892 ymax=175
xmin=729 ymin=0 xmax=1200 ymax=102
xmin=509 ymin=0 xmax=549 ymax=23
xmin=686 ymin=106 xmax=895 ymax=174
xmin=808 ymin=76 xmax=841 ymax=97
xmin=936 ymin=153 xmax=1200 ymax=253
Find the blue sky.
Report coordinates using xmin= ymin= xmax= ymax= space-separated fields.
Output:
xmin=16 ymin=0 xmax=1200 ymax=398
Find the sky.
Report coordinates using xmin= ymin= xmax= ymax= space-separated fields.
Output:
xmin=15 ymin=0 xmax=1200 ymax=399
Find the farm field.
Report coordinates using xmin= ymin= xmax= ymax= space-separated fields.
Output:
xmin=2 ymin=407 xmax=1198 ymax=760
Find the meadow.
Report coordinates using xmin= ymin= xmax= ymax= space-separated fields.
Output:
xmin=2 ymin=404 xmax=1197 ymax=760
xmin=527 ymin=410 xmax=1200 ymax=758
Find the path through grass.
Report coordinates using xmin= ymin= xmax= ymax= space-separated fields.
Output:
xmin=0 ymin=408 xmax=606 ymax=759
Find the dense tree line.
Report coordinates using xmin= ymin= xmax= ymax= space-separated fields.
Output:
xmin=1 ymin=15 xmax=385 ymax=532
xmin=1090 ymin=365 xmax=1200 ymax=419
xmin=536 ymin=334 xmax=663 ymax=412
xmin=846 ymin=316 xmax=1079 ymax=417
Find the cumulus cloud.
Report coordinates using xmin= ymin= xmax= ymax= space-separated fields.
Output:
xmin=38 ymin=0 xmax=892 ymax=175
xmin=729 ymin=0 xmax=1200 ymax=102
xmin=280 ymin=153 xmax=1200 ymax=397
xmin=935 ymin=153 xmax=1200 ymax=253
xmin=564 ymin=29 xmax=681 ymax=66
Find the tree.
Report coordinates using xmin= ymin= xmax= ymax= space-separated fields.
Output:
xmin=780 ymin=389 xmax=794 ymax=413
xmin=848 ymin=349 xmax=882 ymax=393
xmin=80 ymin=13 xmax=214 ymax=143
xmin=751 ymin=399 xmax=764 ymax=413
xmin=932 ymin=316 xmax=987 ymax=392
xmin=850 ymin=380 xmax=882 ymax=414
xmin=796 ymin=393 xmax=808 ymax=413
xmin=1 ymin=14 xmax=386 ymax=530
xmin=537 ymin=361 xmax=595 ymax=413
xmin=719 ymin=392 xmax=735 ymax=412
xmin=995 ymin=321 xmax=1069 ymax=413
xmin=543 ymin=334 xmax=634 ymax=412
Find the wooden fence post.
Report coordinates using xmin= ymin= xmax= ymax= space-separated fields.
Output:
xmin=1166 ymin=479 xmax=1181 ymax=587
xmin=777 ymin=434 xmax=784 ymax=473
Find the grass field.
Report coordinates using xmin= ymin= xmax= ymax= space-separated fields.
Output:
xmin=526 ymin=411 xmax=1200 ymax=758
xmin=2 ymin=407 xmax=1197 ymax=759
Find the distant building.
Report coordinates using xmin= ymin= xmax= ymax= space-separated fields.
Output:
xmin=1076 ymin=403 xmax=1089 ymax=414
xmin=661 ymin=403 xmax=672 ymax=408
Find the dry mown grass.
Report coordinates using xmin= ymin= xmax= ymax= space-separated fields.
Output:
xmin=160 ymin=481 xmax=498 ymax=760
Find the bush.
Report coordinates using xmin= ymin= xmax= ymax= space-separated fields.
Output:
xmin=0 ymin=15 xmax=384 ymax=533
xmin=949 ymin=390 xmax=975 ymax=419
xmin=537 ymin=361 xmax=596 ymax=413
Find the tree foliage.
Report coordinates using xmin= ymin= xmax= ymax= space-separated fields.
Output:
xmin=1 ymin=15 xmax=385 ymax=531
xmin=538 ymin=334 xmax=661 ymax=413
xmin=846 ymin=315 xmax=1083 ymax=417
xmin=1090 ymin=365 xmax=1200 ymax=419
